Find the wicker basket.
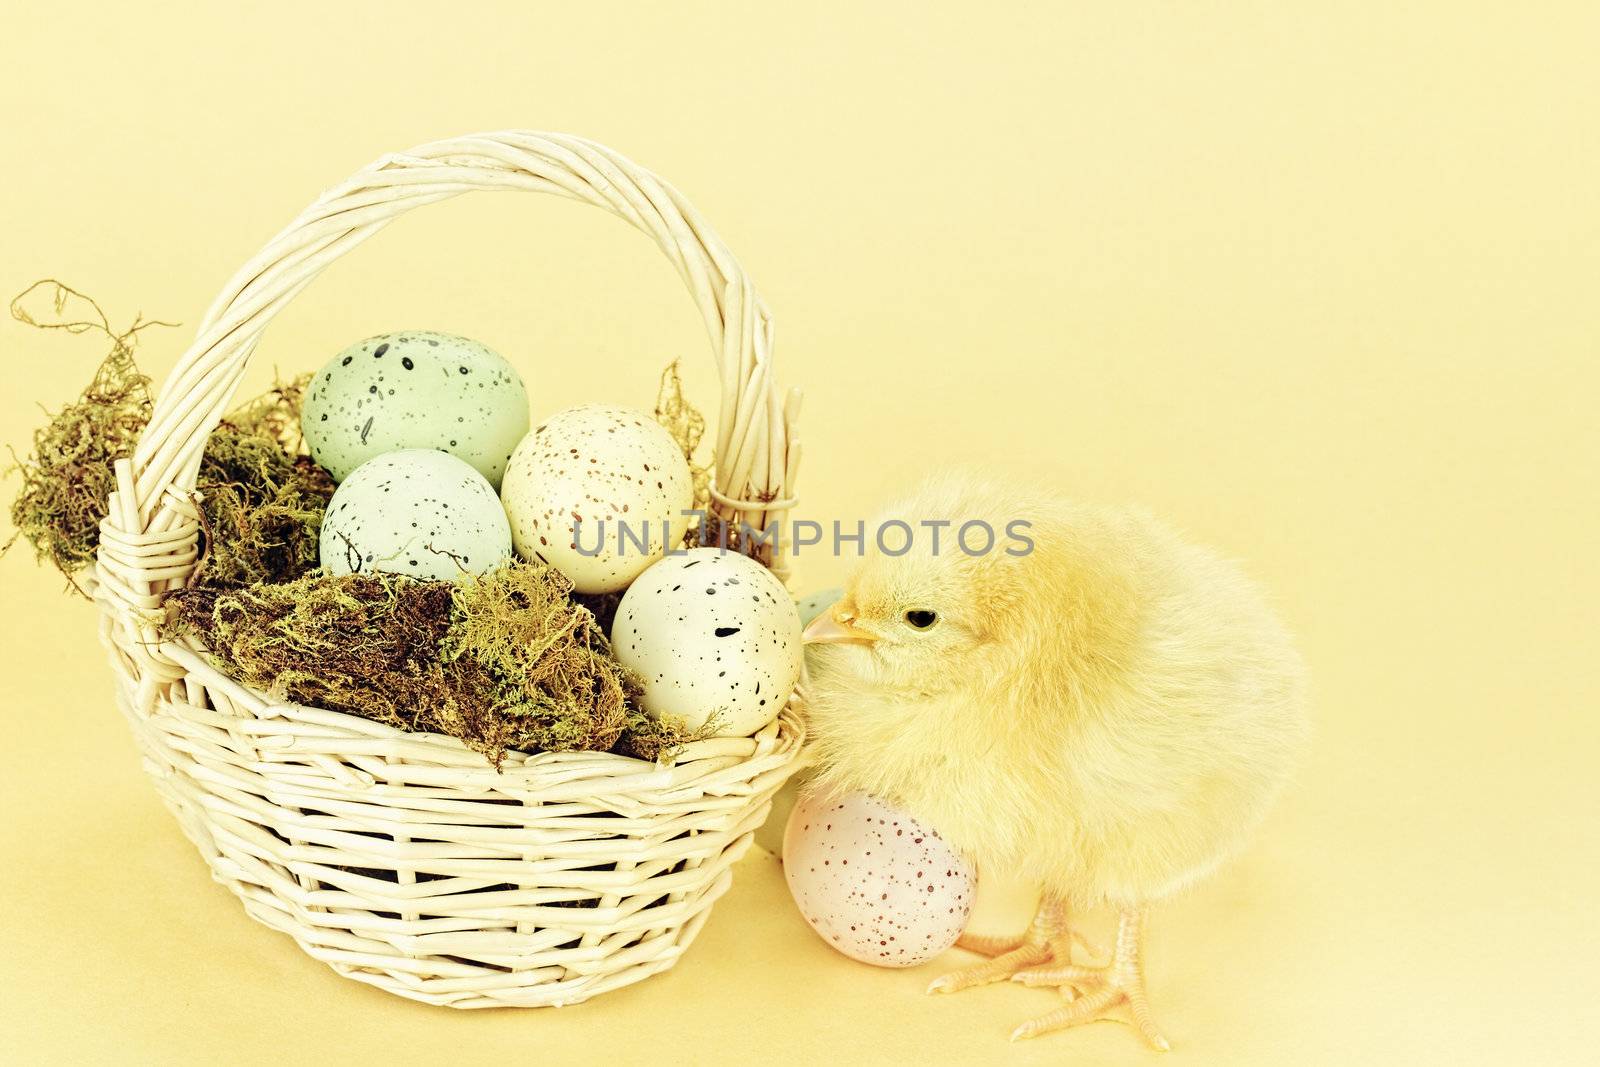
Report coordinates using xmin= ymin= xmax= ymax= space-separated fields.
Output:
xmin=89 ymin=131 xmax=806 ymax=1008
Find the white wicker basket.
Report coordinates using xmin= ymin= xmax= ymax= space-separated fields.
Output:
xmin=90 ymin=131 xmax=806 ymax=1008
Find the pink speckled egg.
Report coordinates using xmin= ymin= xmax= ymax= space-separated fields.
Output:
xmin=783 ymin=790 xmax=975 ymax=967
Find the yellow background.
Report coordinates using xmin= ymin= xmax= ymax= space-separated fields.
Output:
xmin=2 ymin=3 xmax=1596 ymax=1064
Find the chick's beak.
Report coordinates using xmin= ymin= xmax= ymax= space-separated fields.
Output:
xmin=803 ymin=604 xmax=878 ymax=645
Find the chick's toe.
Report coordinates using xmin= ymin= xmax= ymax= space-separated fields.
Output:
xmin=1009 ymin=907 xmax=1170 ymax=1051
xmin=928 ymin=895 xmax=1092 ymax=995
xmin=928 ymin=943 xmax=1054 ymax=995
xmin=953 ymin=931 xmax=1028 ymax=957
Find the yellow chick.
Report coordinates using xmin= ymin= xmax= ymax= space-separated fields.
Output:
xmin=803 ymin=472 xmax=1308 ymax=1048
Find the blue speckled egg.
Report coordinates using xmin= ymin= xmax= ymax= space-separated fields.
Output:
xmin=318 ymin=449 xmax=512 ymax=581
xmin=610 ymin=548 xmax=802 ymax=736
xmin=302 ymin=331 xmax=529 ymax=487
xmin=796 ymin=587 xmax=844 ymax=627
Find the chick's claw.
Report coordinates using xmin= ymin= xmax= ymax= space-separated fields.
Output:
xmin=929 ymin=896 xmax=1092 ymax=995
xmin=927 ymin=942 xmax=1053 ymax=994
xmin=955 ymin=926 xmax=1104 ymax=960
xmin=1012 ymin=962 xmax=1105 ymax=986
xmin=952 ymin=931 xmax=1026 ymax=957
xmin=1009 ymin=977 xmax=1170 ymax=1052
xmin=1009 ymin=907 xmax=1170 ymax=1051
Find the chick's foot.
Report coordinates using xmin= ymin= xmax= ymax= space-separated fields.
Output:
xmin=928 ymin=896 xmax=1094 ymax=995
xmin=952 ymin=931 xmax=1027 ymax=957
xmin=1011 ymin=906 xmax=1170 ymax=1051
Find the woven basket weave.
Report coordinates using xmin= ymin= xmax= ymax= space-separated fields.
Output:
xmin=90 ymin=131 xmax=806 ymax=1008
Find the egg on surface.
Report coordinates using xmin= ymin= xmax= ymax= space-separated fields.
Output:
xmin=611 ymin=547 xmax=801 ymax=736
xmin=783 ymin=790 xmax=975 ymax=968
xmin=318 ymin=449 xmax=512 ymax=581
xmin=500 ymin=405 xmax=694 ymax=594
xmin=302 ymin=331 xmax=529 ymax=486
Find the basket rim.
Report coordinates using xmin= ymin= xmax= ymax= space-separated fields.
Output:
xmin=156 ymin=634 xmax=805 ymax=785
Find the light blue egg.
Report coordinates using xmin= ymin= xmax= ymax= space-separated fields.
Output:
xmin=302 ymin=331 xmax=529 ymax=487
xmin=796 ymin=587 xmax=844 ymax=627
xmin=319 ymin=449 xmax=511 ymax=581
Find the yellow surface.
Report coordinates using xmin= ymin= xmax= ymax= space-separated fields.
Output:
xmin=2 ymin=3 xmax=1597 ymax=1064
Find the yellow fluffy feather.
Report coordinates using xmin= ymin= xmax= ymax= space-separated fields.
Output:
xmin=803 ymin=471 xmax=1308 ymax=1046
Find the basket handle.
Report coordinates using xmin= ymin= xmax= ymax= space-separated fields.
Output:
xmin=97 ymin=131 xmax=801 ymax=629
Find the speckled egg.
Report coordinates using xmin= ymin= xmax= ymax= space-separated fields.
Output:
xmin=796 ymin=587 xmax=844 ymax=627
xmin=500 ymin=405 xmax=694 ymax=594
xmin=302 ymin=331 xmax=529 ymax=486
xmin=611 ymin=547 xmax=801 ymax=736
xmin=783 ymin=790 xmax=975 ymax=968
xmin=318 ymin=449 xmax=512 ymax=581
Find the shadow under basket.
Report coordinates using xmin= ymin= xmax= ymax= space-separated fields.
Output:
xmin=90 ymin=131 xmax=807 ymax=1008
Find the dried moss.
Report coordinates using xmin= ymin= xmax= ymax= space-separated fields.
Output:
xmin=4 ymin=281 xmax=162 ymax=585
xmin=6 ymin=281 xmax=332 ymax=591
xmin=172 ymin=560 xmax=700 ymax=766
xmin=571 ymin=589 xmax=623 ymax=634
xmin=440 ymin=563 xmax=633 ymax=755
xmin=655 ymin=360 xmax=711 ymax=547
xmin=172 ymin=571 xmax=458 ymax=734
xmin=11 ymin=283 xmax=700 ymax=767
xmin=193 ymin=380 xmax=333 ymax=589
xmin=221 ymin=373 xmax=312 ymax=455
xmin=615 ymin=707 xmax=707 ymax=762
xmin=654 ymin=360 xmax=787 ymax=565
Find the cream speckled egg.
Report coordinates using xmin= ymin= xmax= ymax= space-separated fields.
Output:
xmin=500 ymin=405 xmax=693 ymax=594
xmin=302 ymin=331 xmax=529 ymax=487
xmin=610 ymin=547 xmax=801 ymax=736
xmin=784 ymin=790 xmax=975 ymax=968
xmin=318 ymin=449 xmax=511 ymax=581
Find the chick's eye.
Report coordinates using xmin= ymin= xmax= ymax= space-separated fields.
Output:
xmin=904 ymin=609 xmax=939 ymax=630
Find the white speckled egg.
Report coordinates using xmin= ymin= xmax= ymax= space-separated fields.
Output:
xmin=302 ymin=331 xmax=529 ymax=487
xmin=500 ymin=405 xmax=693 ymax=594
xmin=318 ymin=449 xmax=512 ymax=581
xmin=610 ymin=547 xmax=801 ymax=736
xmin=784 ymin=790 xmax=975 ymax=968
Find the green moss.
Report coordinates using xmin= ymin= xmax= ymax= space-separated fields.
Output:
xmin=220 ymin=373 xmax=312 ymax=455
xmin=6 ymin=282 xmax=332 ymax=591
xmin=441 ymin=563 xmax=631 ymax=754
xmin=193 ymin=377 xmax=333 ymax=590
xmin=4 ymin=282 xmax=158 ymax=585
xmin=615 ymin=706 xmax=709 ymax=762
xmin=172 ymin=560 xmax=701 ymax=766
xmin=171 ymin=570 xmax=457 ymax=734
xmin=12 ymin=284 xmax=705 ymax=767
